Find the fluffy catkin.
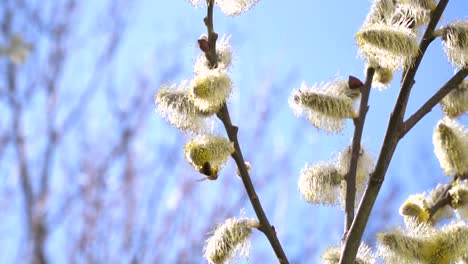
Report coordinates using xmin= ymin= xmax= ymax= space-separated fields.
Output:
xmin=441 ymin=21 xmax=468 ymax=69
xmin=298 ymin=163 xmax=344 ymax=206
xmin=204 ymin=218 xmax=259 ymax=264
xmin=356 ymin=22 xmax=419 ymax=71
xmin=184 ymin=135 xmax=234 ymax=174
xmin=440 ymin=80 xmax=468 ymax=118
xmin=433 ymin=119 xmax=468 ymax=176
xmin=155 ymin=83 xmax=209 ymax=134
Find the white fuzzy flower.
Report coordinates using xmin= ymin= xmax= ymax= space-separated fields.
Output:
xmin=363 ymin=0 xmax=396 ymax=26
xmin=440 ymin=80 xmax=468 ymax=118
xmin=450 ymin=180 xmax=468 ymax=221
xmin=433 ymin=118 xmax=468 ymax=176
xmin=155 ymin=82 xmax=210 ymax=134
xmin=204 ymin=217 xmax=259 ymax=264
xmin=194 ymin=35 xmax=233 ymax=75
xmin=336 ymin=145 xmax=374 ymax=207
xmin=391 ymin=3 xmax=430 ymax=30
xmin=187 ymin=0 xmax=259 ymax=16
xmin=190 ymin=70 xmax=232 ymax=114
xmin=441 ymin=21 xmax=468 ymax=69
xmin=298 ymin=163 xmax=344 ymax=206
xmin=356 ymin=22 xmax=419 ymax=71
xmin=289 ymin=81 xmax=358 ymax=133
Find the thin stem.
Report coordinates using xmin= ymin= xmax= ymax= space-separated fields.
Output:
xmin=217 ymin=106 xmax=289 ymax=264
xmin=344 ymin=68 xmax=375 ymax=234
xmin=202 ymin=2 xmax=289 ymax=263
xmin=339 ymin=1 xmax=449 ymax=263
xmin=401 ymin=69 xmax=468 ymax=137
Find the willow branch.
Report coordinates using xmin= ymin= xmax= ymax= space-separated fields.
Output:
xmin=202 ymin=2 xmax=289 ymax=263
xmin=401 ymin=68 xmax=468 ymax=137
xmin=344 ymin=68 xmax=375 ymax=234
xmin=339 ymin=1 xmax=448 ymax=263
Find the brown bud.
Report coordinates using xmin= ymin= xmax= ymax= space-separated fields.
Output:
xmin=348 ymin=75 xmax=364 ymax=90
xmin=198 ymin=38 xmax=210 ymax=53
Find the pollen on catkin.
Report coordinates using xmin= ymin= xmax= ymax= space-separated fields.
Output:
xmin=449 ymin=180 xmax=468 ymax=221
xmin=441 ymin=21 xmax=468 ymax=69
xmin=298 ymin=163 xmax=344 ymax=206
xmin=155 ymin=83 xmax=209 ymax=134
xmin=321 ymin=242 xmax=377 ymax=264
xmin=190 ymin=71 xmax=232 ymax=114
xmin=433 ymin=118 xmax=468 ymax=176
xmin=356 ymin=22 xmax=419 ymax=71
xmin=378 ymin=220 xmax=468 ymax=264
xmin=440 ymin=80 xmax=468 ymax=118
xmin=399 ymin=194 xmax=430 ymax=225
xmin=203 ymin=217 xmax=259 ymax=264
xmin=289 ymin=82 xmax=358 ymax=133
xmin=194 ymin=35 xmax=233 ymax=75
xmin=372 ymin=66 xmax=394 ymax=89
xmin=184 ymin=135 xmax=234 ymax=176
xmin=363 ymin=0 xmax=395 ymax=26
xmin=336 ymin=145 xmax=375 ymax=207
xmin=377 ymin=221 xmax=436 ymax=264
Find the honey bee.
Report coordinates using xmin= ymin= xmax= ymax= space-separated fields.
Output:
xmin=198 ymin=162 xmax=218 ymax=180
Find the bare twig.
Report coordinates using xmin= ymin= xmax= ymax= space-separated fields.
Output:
xmin=401 ymin=69 xmax=468 ymax=136
xmin=344 ymin=68 xmax=375 ymax=234
xmin=201 ymin=1 xmax=289 ymax=263
xmin=340 ymin=1 xmax=449 ymax=263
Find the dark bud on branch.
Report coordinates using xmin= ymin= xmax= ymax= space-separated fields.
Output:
xmin=348 ymin=75 xmax=364 ymax=90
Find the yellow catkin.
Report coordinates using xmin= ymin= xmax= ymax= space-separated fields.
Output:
xmin=440 ymin=80 xmax=468 ymax=118
xmin=433 ymin=119 xmax=468 ymax=176
xmin=184 ymin=135 xmax=234 ymax=176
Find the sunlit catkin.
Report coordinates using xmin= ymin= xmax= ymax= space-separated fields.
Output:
xmin=336 ymin=145 xmax=375 ymax=207
xmin=322 ymin=242 xmax=377 ymax=264
xmin=155 ymin=83 xmax=209 ymax=134
xmin=433 ymin=119 xmax=468 ymax=176
xmin=289 ymin=82 xmax=358 ymax=133
xmin=449 ymin=180 xmax=468 ymax=221
xmin=399 ymin=194 xmax=430 ymax=225
xmin=440 ymin=80 xmax=468 ymax=118
xmin=204 ymin=218 xmax=259 ymax=264
xmin=363 ymin=0 xmax=395 ymax=26
xmin=356 ymin=22 xmax=419 ymax=71
xmin=441 ymin=21 xmax=468 ymax=69
xmin=377 ymin=222 xmax=436 ymax=263
xmin=184 ymin=135 xmax=234 ymax=176
xmin=298 ymin=163 xmax=344 ymax=206
xmin=378 ymin=220 xmax=468 ymax=264
xmin=190 ymin=71 xmax=232 ymax=114
xmin=370 ymin=66 xmax=394 ymax=89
